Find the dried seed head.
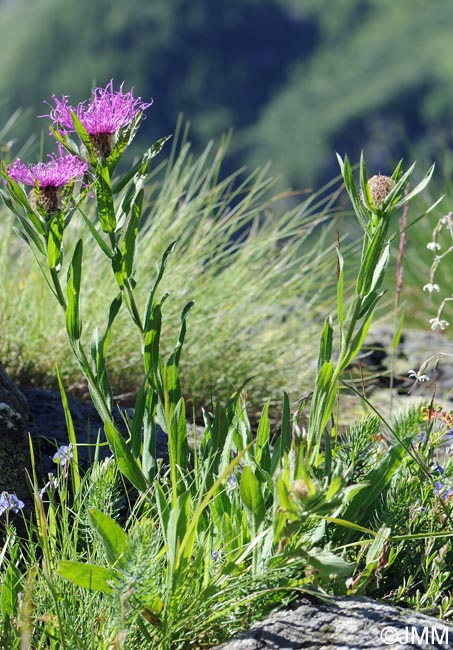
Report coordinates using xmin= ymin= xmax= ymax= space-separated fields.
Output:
xmin=366 ymin=174 xmax=396 ymax=209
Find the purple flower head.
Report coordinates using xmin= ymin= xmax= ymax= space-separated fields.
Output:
xmin=7 ymin=146 xmax=88 ymax=214
xmin=0 ymin=491 xmax=25 ymax=515
xmin=45 ymin=80 xmax=153 ymax=158
xmin=53 ymin=443 xmax=73 ymax=466
xmin=7 ymin=146 xmax=88 ymax=189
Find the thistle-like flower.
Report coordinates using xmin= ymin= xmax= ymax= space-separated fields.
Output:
xmin=7 ymin=146 xmax=88 ymax=214
xmin=45 ymin=80 xmax=153 ymax=158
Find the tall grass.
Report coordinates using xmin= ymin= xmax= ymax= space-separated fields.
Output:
xmin=0 ymin=132 xmax=341 ymax=410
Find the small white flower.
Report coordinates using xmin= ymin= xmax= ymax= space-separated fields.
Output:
xmin=408 ymin=369 xmax=430 ymax=383
xmin=423 ymin=283 xmax=440 ymax=294
xmin=429 ymin=318 xmax=450 ymax=331
xmin=427 ymin=242 xmax=441 ymax=251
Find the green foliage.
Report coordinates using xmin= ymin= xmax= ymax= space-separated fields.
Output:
xmin=2 ymin=71 xmax=453 ymax=648
xmin=0 ymin=131 xmax=338 ymax=410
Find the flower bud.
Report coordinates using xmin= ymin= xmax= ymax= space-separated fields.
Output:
xmin=366 ymin=174 xmax=395 ymax=209
xmin=292 ymin=479 xmax=309 ymax=498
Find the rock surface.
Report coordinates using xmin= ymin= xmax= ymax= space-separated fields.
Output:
xmin=215 ymin=595 xmax=453 ymax=650
xmin=20 ymin=386 xmax=170 ymax=481
xmin=0 ymin=364 xmax=31 ymax=508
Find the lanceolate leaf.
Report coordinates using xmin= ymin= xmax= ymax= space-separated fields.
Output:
xmin=96 ymin=164 xmax=116 ymax=233
xmin=88 ymin=509 xmax=128 ymax=568
xmin=240 ymin=466 xmax=265 ymax=526
xmin=104 ymin=420 xmax=148 ymax=493
xmin=66 ymin=239 xmax=83 ymax=341
xmin=47 ymin=213 xmax=64 ymax=270
xmin=58 ymin=561 xmax=114 ymax=594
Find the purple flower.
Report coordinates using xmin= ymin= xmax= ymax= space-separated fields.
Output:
xmin=434 ymin=461 xmax=445 ymax=475
xmin=53 ymin=443 xmax=73 ymax=466
xmin=44 ymin=80 xmax=153 ymax=158
xmin=434 ymin=481 xmax=453 ymax=500
xmin=227 ymin=474 xmax=238 ymax=490
xmin=7 ymin=146 xmax=88 ymax=189
xmin=0 ymin=491 xmax=25 ymax=515
xmin=7 ymin=146 xmax=89 ymax=214
xmin=412 ymin=432 xmax=426 ymax=449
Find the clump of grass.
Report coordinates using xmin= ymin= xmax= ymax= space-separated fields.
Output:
xmin=0 ymin=132 xmax=340 ymax=412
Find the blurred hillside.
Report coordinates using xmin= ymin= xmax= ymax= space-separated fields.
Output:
xmin=1 ymin=0 xmax=453 ymax=188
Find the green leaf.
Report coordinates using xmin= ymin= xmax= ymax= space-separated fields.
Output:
xmin=336 ymin=153 xmax=368 ymax=230
xmin=104 ymin=420 xmax=148 ymax=493
xmin=66 ymin=239 xmax=83 ymax=341
xmin=143 ymin=301 xmax=165 ymax=393
xmin=46 ymin=213 xmax=65 ymax=271
xmin=255 ymin=402 xmax=271 ymax=469
xmin=112 ymin=135 xmax=172 ymax=195
xmin=393 ymin=163 xmax=435 ymax=210
xmin=169 ymin=398 xmax=189 ymax=478
xmin=88 ymin=509 xmax=128 ymax=568
xmin=305 ymin=547 xmax=352 ymax=577
xmin=166 ymin=300 xmax=194 ymax=410
xmin=96 ymin=164 xmax=116 ymax=233
xmin=1 ymin=563 xmax=21 ymax=618
xmin=69 ymin=111 xmax=97 ymax=165
xmin=57 ymin=561 xmax=114 ymax=594
xmin=317 ymin=316 xmax=333 ymax=372
xmin=143 ymin=241 xmax=177 ymax=329
xmin=240 ymin=466 xmax=265 ymax=526
xmin=56 ymin=365 xmax=80 ymax=495
xmin=121 ymin=189 xmax=143 ymax=280
xmin=79 ymin=210 xmax=114 ymax=258
xmin=335 ymin=444 xmax=405 ymax=542
xmin=142 ymin=389 xmax=158 ymax=481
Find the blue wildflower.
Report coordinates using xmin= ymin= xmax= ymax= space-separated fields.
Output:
xmin=434 ymin=481 xmax=453 ymax=500
xmin=434 ymin=461 xmax=445 ymax=475
xmin=227 ymin=474 xmax=238 ymax=490
xmin=0 ymin=491 xmax=25 ymax=515
xmin=53 ymin=443 xmax=73 ymax=465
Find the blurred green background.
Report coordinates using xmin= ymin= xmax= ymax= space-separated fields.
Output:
xmin=1 ymin=0 xmax=453 ymax=189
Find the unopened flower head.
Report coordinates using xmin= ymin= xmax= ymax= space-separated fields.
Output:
xmin=7 ymin=146 xmax=88 ymax=214
xmin=0 ymin=491 xmax=24 ymax=515
xmin=45 ymin=80 xmax=153 ymax=158
xmin=366 ymin=174 xmax=396 ymax=210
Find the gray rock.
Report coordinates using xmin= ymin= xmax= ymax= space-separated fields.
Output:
xmin=215 ymin=595 xmax=453 ymax=649
xmin=20 ymin=386 xmax=170 ymax=479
